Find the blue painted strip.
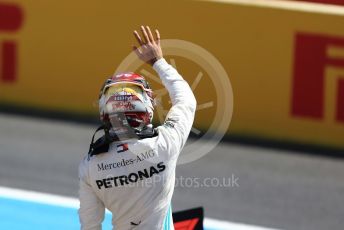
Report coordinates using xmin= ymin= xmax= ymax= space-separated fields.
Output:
xmin=0 ymin=196 xmax=216 ymax=230
xmin=0 ymin=187 xmax=279 ymax=230
xmin=0 ymin=197 xmax=112 ymax=230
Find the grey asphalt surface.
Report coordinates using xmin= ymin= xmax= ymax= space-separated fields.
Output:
xmin=0 ymin=113 xmax=343 ymax=230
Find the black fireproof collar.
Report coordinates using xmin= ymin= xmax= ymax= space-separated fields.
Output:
xmin=87 ymin=124 xmax=157 ymax=158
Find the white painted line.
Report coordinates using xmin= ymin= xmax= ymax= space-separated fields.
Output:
xmin=0 ymin=186 xmax=79 ymax=208
xmin=0 ymin=186 xmax=281 ymax=230
xmin=204 ymin=218 xmax=281 ymax=230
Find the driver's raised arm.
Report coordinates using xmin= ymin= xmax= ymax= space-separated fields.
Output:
xmin=133 ymin=26 xmax=197 ymax=156
xmin=153 ymin=58 xmax=196 ymax=155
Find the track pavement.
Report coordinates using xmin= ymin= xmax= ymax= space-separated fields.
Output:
xmin=0 ymin=113 xmax=343 ymax=230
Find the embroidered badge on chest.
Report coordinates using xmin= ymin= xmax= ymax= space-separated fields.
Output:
xmin=116 ymin=143 xmax=129 ymax=153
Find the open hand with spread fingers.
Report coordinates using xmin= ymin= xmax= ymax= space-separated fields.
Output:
xmin=133 ymin=25 xmax=163 ymax=66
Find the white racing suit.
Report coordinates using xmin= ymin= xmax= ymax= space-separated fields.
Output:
xmin=78 ymin=58 xmax=197 ymax=230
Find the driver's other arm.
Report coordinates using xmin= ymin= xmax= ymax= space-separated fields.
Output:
xmin=78 ymin=159 xmax=105 ymax=230
xmin=154 ymin=58 xmax=197 ymax=156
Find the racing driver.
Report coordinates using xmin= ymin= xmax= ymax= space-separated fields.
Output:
xmin=78 ymin=25 xmax=196 ymax=230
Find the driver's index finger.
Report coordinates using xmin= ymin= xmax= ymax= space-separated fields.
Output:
xmin=133 ymin=30 xmax=144 ymax=46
